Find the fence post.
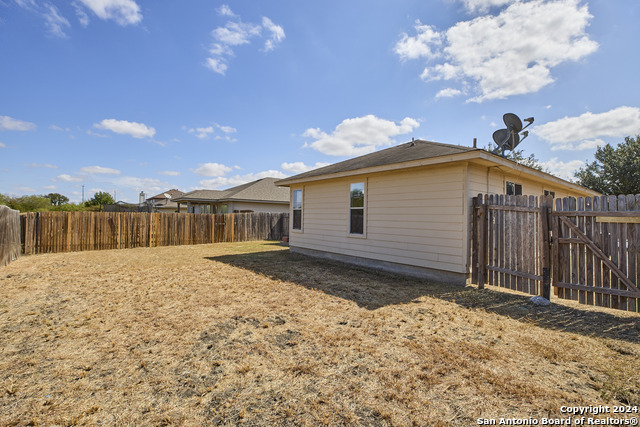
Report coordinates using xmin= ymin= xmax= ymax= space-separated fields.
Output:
xmin=540 ymin=195 xmax=552 ymax=300
xmin=477 ymin=194 xmax=487 ymax=289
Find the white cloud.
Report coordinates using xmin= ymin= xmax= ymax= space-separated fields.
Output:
xmin=281 ymin=162 xmax=330 ymax=174
xmin=42 ymin=185 xmax=57 ymax=190
xmin=539 ymin=157 xmax=585 ymax=180
xmin=218 ymin=125 xmax=236 ymax=134
xmin=205 ymin=57 xmax=228 ymax=75
xmin=394 ymin=21 xmax=442 ymax=61
xmin=206 ymin=12 xmax=285 ymax=75
xmin=14 ymin=1 xmax=70 ymax=37
xmin=79 ymin=165 xmax=121 ymax=175
xmin=94 ymin=119 xmax=155 ymax=139
xmin=50 ymin=125 xmax=70 ymax=131
xmin=303 ymin=115 xmax=420 ymax=156
xmin=217 ymin=4 xmax=235 ymax=17
xmin=188 ymin=123 xmax=237 ymax=139
xmin=213 ymin=21 xmax=261 ymax=46
xmin=55 ymin=174 xmax=84 ymax=182
xmin=43 ymin=4 xmax=70 ymax=37
xmin=112 ymin=176 xmax=168 ymax=192
xmin=194 ymin=162 xmax=234 ymax=177
xmin=73 ymin=1 xmax=90 ymax=26
xmin=158 ymin=170 xmax=180 ymax=176
xmin=0 ymin=116 xmax=36 ymax=131
xmin=262 ymin=17 xmax=285 ymax=51
xmin=535 ymin=106 xmax=640 ymax=150
xmin=396 ymin=0 xmax=598 ymax=102
xmin=28 ymin=163 xmax=58 ymax=169
xmin=0 ymin=143 xmax=6 ymax=148
xmin=199 ymin=170 xmax=287 ymax=189
xmin=461 ymin=0 xmax=516 ymax=13
xmin=434 ymin=88 xmax=463 ymax=99
xmin=77 ymin=0 xmax=142 ymax=26
xmin=189 ymin=126 xmax=215 ymax=139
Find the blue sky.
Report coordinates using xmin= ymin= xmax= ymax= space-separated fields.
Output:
xmin=1 ymin=0 xmax=639 ymax=203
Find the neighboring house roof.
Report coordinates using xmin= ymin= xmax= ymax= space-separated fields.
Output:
xmin=276 ymin=139 xmax=599 ymax=196
xmin=146 ymin=189 xmax=184 ymax=210
xmin=173 ymin=177 xmax=290 ymax=204
xmin=147 ymin=189 xmax=184 ymax=201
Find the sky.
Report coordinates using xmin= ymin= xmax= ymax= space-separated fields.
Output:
xmin=1 ymin=0 xmax=639 ymax=203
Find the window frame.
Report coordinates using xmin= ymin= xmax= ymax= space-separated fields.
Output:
xmin=292 ymin=189 xmax=303 ymax=232
xmin=544 ymin=190 xmax=556 ymax=198
xmin=506 ymin=181 xmax=523 ymax=196
xmin=348 ymin=181 xmax=366 ymax=237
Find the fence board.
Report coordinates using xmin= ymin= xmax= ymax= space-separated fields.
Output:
xmin=0 ymin=206 xmax=21 ymax=267
xmin=20 ymin=211 xmax=289 ymax=255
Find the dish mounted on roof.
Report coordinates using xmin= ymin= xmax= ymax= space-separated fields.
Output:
xmin=491 ymin=113 xmax=534 ymax=156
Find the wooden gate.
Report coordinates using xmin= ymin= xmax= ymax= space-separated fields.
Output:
xmin=552 ymin=195 xmax=640 ymax=312
xmin=472 ymin=193 xmax=640 ymax=313
xmin=472 ymin=194 xmax=552 ymax=299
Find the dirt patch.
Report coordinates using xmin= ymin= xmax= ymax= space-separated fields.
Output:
xmin=0 ymin=241 xmax=638 ymax=425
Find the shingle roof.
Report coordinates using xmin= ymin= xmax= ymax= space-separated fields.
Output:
xmin=173 ymin=178 xmax=289 ymax=203
xmin=276 ymin=140 xmax=478 ymax=184
xmin=147 ymin=189 xmax=184 ymax=201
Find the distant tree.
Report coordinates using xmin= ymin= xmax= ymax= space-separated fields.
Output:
xmin=46 ymin=192 xmax=69 ymax=206
xmin=485 ymin=144 xmax=546 ymax=172
xmin=574 ymin=136 xmax=640 ymax=195
xmin=85 ymin=191 xmax=115 ymax=207
xmin=0 ymin=193 xmax=9 ymax=206
xmin=49 ymin=203 xmax=88 ymax=212
xmin=10 ymin=195 xmax=51 ymax=212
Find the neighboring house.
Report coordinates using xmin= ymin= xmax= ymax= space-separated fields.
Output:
xmin=146 ymin=189 xmax=184 ymax=213
xmin=275 ymin=139 xmax=599 ymax=285
xmin=172 ymin=177 xmax=290 ymax=214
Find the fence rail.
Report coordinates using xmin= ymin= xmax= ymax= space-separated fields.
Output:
xmin=21 ymin=211 xmax=289 ymax=255
xmin=0 ymin=205 xmax=21 ymax=267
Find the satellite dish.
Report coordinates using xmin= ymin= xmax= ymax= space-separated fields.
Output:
xmin=490 ymin=113 xmax=534 ymax=156
xmin=503 ymin=113 xmax=523 ymax=133
xmin=492 ymin=129 xmax=509 ymax=146
xmin=506 ymin=131 xmax=520 ymax=151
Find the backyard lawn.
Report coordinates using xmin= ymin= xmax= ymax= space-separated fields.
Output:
xmin=0 ymin=241 xmax=638 ymax=425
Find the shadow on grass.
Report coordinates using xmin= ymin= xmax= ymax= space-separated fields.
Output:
xmin=206 ymin=249 xmax=640 ymax=344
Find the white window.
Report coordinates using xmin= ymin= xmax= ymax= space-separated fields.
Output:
xmin=292 ymin=189 xmax=302 ymax=230
xmin=349 ymin=182 xmax=365 ymax=235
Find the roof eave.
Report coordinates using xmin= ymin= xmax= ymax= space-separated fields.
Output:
xmin=275 ymin=151 xmax=483 ymax=186
xmin=276 ymin=149 xmax=599 ymax=196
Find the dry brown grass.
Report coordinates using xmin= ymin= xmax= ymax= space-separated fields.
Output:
xmin=0 ymin=241 xmax=638 ymax=426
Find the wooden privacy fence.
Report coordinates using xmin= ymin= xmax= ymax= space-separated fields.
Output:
xmin=21 ymin=211 xmax=289 ymax=255
xmin=472 ymin=194 xmax=640 ymax=313
xmin=0 ymin=205 xmax=21 ymax=267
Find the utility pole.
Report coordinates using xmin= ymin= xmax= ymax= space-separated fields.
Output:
xmin=82 ymin=185 xmax=85 ymax=203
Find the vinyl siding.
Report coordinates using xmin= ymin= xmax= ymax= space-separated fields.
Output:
xmin=289 ymin=165 xmax=468 ymax=274
xmin=467 ymin=164 xmax=593 ymax=199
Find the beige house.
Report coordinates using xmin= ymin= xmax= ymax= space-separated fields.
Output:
xmin=275 ymin=140 xmax=598 ymax=285
xmin=173 ymin=177 xmax=289 ymax=214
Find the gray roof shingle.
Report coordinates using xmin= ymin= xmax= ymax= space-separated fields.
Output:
xmin=173 ymin=178 xmax=289 ymax=203
xmin=276 ymin=140 xmax=478 ymax=184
